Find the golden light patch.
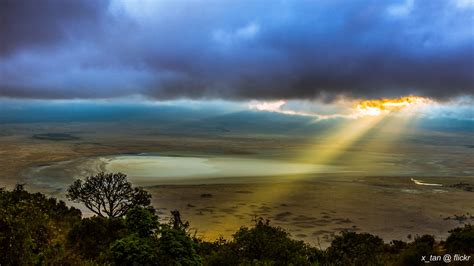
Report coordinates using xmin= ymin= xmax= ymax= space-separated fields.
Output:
xmin=355 ymin=96 xmax=432 ymax=116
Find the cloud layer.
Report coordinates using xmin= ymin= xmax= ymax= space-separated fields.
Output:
xmin=1 ymin=0 xmax=473 ymax=101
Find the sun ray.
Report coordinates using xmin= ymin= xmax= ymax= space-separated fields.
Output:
xmin=205 ymin=96 xmax=434 ymax=240
xmin=301 ymin=114 xmax=388 ymax=167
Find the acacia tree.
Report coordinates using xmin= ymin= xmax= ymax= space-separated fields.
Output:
xmin=67 ymin=172 xmax=151 ymax=218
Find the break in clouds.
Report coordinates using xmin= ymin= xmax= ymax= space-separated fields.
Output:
xmin=0 ymin=0 xmax=473 ymax=101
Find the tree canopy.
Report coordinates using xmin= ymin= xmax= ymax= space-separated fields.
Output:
xmin=67 ymin=172 xmax=151 ymax=217
xmin=0 ymin=184 xmax=81 ymax=265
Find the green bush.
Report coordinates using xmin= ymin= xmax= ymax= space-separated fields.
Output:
xmin=202 ymin=218 xmax=318 ymax=265
xmin=397 ymin=235 xmax=437 ymax=266
xmin=67 ymin=216 xmax=127 ymax=261
xmin=326 ymin=231 xmax=384 ymax=266
xmin=445 ymin=224 xmax=474 ymax=254
xmin=125 ymin=206 xmax=159 ymax=238
xmin=156 ymin=227 xmax=202 ymax=265
xmin=110 ymin=234 xmax=159 ymax=266
xmin=0 ymin=185 xmax=81 ymax=265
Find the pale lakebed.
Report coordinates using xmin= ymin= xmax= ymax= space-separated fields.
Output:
xmin=24 ymin=154 xmax=344 ymax=190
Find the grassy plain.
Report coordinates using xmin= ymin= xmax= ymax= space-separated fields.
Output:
xmin=1 ymin=119 xmax=473 ymax=247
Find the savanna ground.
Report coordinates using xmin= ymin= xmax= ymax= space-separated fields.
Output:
xmin=1 ymin=121 xmax=473 ymax=248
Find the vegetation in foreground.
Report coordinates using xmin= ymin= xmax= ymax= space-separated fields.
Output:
xmin=1 ymin=173 xmax=473 ymax=265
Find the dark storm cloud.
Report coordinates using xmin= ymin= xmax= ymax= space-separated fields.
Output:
xmin=0 ymin=0 xmax=107 ymax=55
xmin=0 ymin=0 xmax=473 ymax=101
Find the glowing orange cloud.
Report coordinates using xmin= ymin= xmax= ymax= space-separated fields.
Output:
xmin=247 ymin=96 xmax=434 ymax=120
xmin=355 ymin=96 xmax=433 ymax=116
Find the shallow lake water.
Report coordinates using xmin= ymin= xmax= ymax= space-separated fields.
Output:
xmin=104 ymin=155 xmax=341 ymax=183
xmin=25 ymin=154 xmax=343 ymax=190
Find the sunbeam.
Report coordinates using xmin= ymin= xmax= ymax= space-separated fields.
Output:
xmin=211 ymin=96 xmax=435 ymax=235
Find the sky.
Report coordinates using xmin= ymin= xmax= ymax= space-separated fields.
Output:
xmin=0 ymin=0 xmax=473 ymax=103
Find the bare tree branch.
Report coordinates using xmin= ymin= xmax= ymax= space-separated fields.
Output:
xmin=66 ymin=172 xmax=151 ymax=218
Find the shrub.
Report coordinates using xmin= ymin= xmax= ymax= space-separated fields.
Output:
xmin=0 ymin=185 xmax=81 ymax=265
xmin=397 ymin=235 xmax=437 ymax=266
xmin=156 ymin=227 xmax=202 ymax=265
xmin=125 ymin=207 xmax=159 ymax=238
xmin=203 ymin=218 xmax=318 ymax=265
xmin=445 ymin=224 xmax=474 ymax=254
xmin=110 ymin=234 xmax=159 ymax=266
xmin=326 ymin=231 xmax=384 ymax=266
xmin=67 ymin=216 xmax=127 ymax=261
